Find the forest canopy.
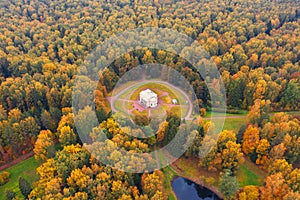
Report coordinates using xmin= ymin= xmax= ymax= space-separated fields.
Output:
xmin=0 ymin=0 xmax=299 ymax=199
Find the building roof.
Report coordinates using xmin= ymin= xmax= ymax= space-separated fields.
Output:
xmin=140 ymin=89 xmax=157 ymax=101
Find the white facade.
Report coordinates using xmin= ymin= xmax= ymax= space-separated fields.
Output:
xmin=139 ymin=89 xmax=158 ymax=108
xmin=172 ymin=99 xmax=178 ymax=104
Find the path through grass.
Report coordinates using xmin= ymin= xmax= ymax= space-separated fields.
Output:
xmin=237 ymin=164 xmax=264 ymax=187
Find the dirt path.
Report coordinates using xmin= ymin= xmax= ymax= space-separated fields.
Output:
xmin=0 ymin=151 xmax=34 ymax=172
xmin=154 ymin=145 xmax=161 ymax=170
xmin=243 ymin=156 xmax=267 ymax=178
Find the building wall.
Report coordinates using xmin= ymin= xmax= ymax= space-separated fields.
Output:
xmin=139 ymin=96 xmax=157 ymax=108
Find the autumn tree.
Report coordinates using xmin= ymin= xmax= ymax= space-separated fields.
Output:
xmin=280 ymin=79 xmax=300 ymax=110
xmin=200 ymin=130 xmax=243 ymax=173
xmin=41 ymin=110 xmax=56 ymax=132
xmin=261 ymin=173 xmax=291 ymax=200
xmin=156 ymin=121 xmax=168 ymax=143
xmin=133 ymin=113 xmax=150 ymax=126
xmin=242 ymin=125 xmax=260 ymax=156
xmin=99 ymin=68 xmax=119 ymax=92
xmin=58 ymin=126 xmax=77 ymax=146
xmin=246 ymin=99 xmax=270 ymax=126
xmin=237 ymin=185 xmax=260 ymax=200
xmin=141 ymin=170 xmax=164 ymax=199
xmin=255 ymin=139 xmax=270 ymax=167
xmin=283 ymin=191 xmax=300 ymax=200
xmin=33 ymin=130 xmax=55 ymax=162
xmin=67 ymin=168 xmax=93 ymax=192
xmin=221 ymin=141 xmax=244 ymax=174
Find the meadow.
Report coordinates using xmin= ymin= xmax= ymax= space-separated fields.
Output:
xmin=0 ymin=157 xmax=39 ymax=199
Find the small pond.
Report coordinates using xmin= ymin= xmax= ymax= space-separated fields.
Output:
xmin=172 ymin=177 xmax=221 ymax=200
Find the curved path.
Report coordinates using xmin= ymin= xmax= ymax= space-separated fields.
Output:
xmin=107 ymin=79 xmax=194 ymax=120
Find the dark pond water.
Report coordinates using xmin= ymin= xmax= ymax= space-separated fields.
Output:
xmin=172 ymin=177 xmax=221 ymax=200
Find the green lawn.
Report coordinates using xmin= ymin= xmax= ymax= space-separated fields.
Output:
xmin=205 ymin=112 xmax=265 ymax=187
xmin=115 ymin=81 xmax=188 ymax=105
xmin=114 ymin=99 xmax=129 ymax=116
xmin=214 ymin=117 xmax=247 ymax=132
xmin=127 ymin=82 xmax=187 ymax=104
xmin=237 ymin=164 xmax=263 ymax=187
xmin=0 ymin=157 xmax=39 ymax=199
xmin=150 ymin=106 xmax=167 ymax=118
xmin=109 ymin=80 xmax=138 ymax=96
xmin=205 ymin=115 xmax=247 ymax=134
xmin=204 ymin=111 xmax=248 ymax=133
xmin=157 ymin=151 xmax=178 ymax=200
xmin=206 ymin=110 xmax=248 ymax=118
xmin=224 ymin=117 xmax=246 ymax=131
xmin=162 ymin=167 xmax=177 ymax=200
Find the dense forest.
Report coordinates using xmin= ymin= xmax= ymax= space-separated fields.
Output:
xmin=0 ymin=0 xmax=299 ymax=199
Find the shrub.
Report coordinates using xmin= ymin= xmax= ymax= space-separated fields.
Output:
xmin=200 ymin=108 xmax=207 ymax=117
xmin=5 ymin=190 xmax=16 ymax=200
xmin=210 ymin=108 xmax=243 ymax=114
xmin=133 ymin=113 xmax=150 ymax=126
xmin=19 ymin=177 xmax=32 ymax=198
xmin=205 ymin=177 xmax=215 ymax=185
xmin=227 ymin=109 xmax=243 ymax=114
xmin=0 ymin=171 xmax=10 ymax=186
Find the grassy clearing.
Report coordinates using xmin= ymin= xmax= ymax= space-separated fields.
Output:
xmin=115 ymin=81 xmax=188 ymax=105
xmin=211 ymin=117 xmax=247 ymax=133
xmin=237 ymin=164 xmax=263 ymax=187
xmin=128 ymin=83 xmax=186 ymax=103
xmin=108 ymin=80 xmax=139 ymax=96
xmin=180 ymin=106 xmax=189 ymax=118
xmin=174 ymin=157 xmax=264 ymax=198
xmin=0 ymin=157 xmax=39 ymax=199
xmin=150 ymin=106 xmax=166 ymax=118
xmin=160 ymin=95 xmax=172 ymax=104
xmin=127 ymin=102 xmax=134 ymax=110
xmin=175 ymin=157 xmax=219 ymax=185
xmin=132 ymin=109 xmax=148 ymax=116
xmin=114 ymin=81 xmax=191 ymax=121
xmin=223 ymin=117 xmax=246 ymax=132
xmin=206 ymin=110 xmax=248 ymax=118
xmin=157 ymin=150 xmax=178 ymax=200
xmin=162 ymin=167 xmax=177 ymax=200
xmin=114 ymin=99 xmax=128 ymax=115
xmin=204 ymin=112 xmax=265 ymax=188
xmin=118 ymin=87 xmax=135 ymax=99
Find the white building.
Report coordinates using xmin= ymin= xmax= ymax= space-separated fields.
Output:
xmin=139 ymin=89 xmax=158 ymax=108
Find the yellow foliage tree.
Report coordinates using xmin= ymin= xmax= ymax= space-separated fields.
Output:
xmin=33 ymin=130 xmax=55 ymax=162
xmin=221 ymin=141 xmax=244 ymax=173
xmin=156 ymin=121 xmax=168 ymax=143
xmin=58 ymin=125 xmax=77 ymax=146
xmin=238 ymin=185 xmax=260 ymax=200
xmin=67 ymin=168 xmax=92 ymax=190
xmin=242 ymin=125 xmax=260 ymax=155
